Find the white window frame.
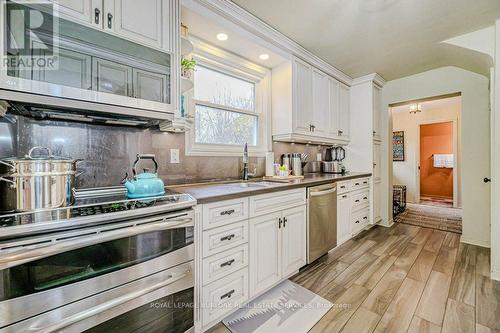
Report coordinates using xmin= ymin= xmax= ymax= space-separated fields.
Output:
xmin=185 ymin=38 xmax=271 ymax=157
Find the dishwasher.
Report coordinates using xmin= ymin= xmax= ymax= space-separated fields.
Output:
xmin=307 ymin=183 xmax=337 ymax=264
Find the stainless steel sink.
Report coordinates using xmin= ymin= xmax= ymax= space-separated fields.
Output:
xmin=227 ymin=181 xmax=281 ymax=188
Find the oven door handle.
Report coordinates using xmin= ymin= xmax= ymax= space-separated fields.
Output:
xmin=0 ymin=217 xmax=193 ymax=269
xmin=31 ymin=268 xmax=191 ymax=333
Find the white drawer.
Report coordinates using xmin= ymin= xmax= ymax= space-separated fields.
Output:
xmin=337 ymin=181 xmax=350 ymax=194
xmin=351 ymin=208 xmax=370 ymax=236
xmin=202 ymin=244 xmax=248 ymax=286
xmin=202 ymin=198 xmax=249 ymax=230
xmin=202 ymin=268 xmax=249 ymax=326
xmin=351 ymin=190 xmax=370 ymax=212
xmin=350 ymin=177 xmax=370 ymax=191
xmin=203 ymin=221 xmax=248 ymax=258
xmin=250 ymin=188 xmax=306 ymax=217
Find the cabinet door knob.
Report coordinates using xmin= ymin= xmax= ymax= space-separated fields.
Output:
xmin=94 ymin=8 xmax=101 ymax=25
xmin=107 ymin=13 xmax=113 ymax=29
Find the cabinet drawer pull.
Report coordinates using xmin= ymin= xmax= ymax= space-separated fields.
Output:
xmin=220 ymin=209 xmax=235 ymax=216
xmin=220 ymin=234 xmax=235 ymax=242
xmin=355 ymin=182 xmax=360 ymax=186
xmin=220 ymin=259 xmax=236 ymax=268
xmin=220 ymin=289 xmax=235 ymax=300
xmin=340 ymin=185 xmax=346 ymax=189
xmin=363 ymin=181 xmax=368 ymax=184
xmin=94 ymin=8 xmax=100 ymax=24
xmin=355 ymin=199 xmax=360 ymax=203
xmin=355 ymin=220 xmax=360 ymax=224
xmin=342 ymin=195 xmax=347 ymax=198
xmin=363 ymin=216 xmax=368 ymax=220
xmin=363 ymin=197 xmax=368 ymax=200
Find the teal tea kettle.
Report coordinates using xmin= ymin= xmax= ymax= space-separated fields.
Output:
xmin=122 ymin=154 xmax=165 ymax=198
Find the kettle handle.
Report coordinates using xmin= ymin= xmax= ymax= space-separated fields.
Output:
xmin=132 ymin=154 xmax=159 ymax=176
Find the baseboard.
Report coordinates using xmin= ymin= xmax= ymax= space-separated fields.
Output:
xmin=491 ymin=269 xmax=500 ymax=282
xmin=460 ymin=236 xmax=490 ymax=248
xmin=377 ymin=218 xmax=394 ymax=228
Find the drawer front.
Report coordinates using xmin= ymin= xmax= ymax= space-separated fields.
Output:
xmin=202 ymin=268 xmax=249 ymax=326
xmin=351 ymin=209 xmax=370 ymax=235
xmin=250 ymin=188 xmax=306 ymax=217
xmin=351 ymin=190 xmax=370 ymax=212
xmin=203 ymin=222 xmax=248 ymax=258
xmin=337 ymin=181 xmax=350 ymax=194
xmin=202 ymin=244 xmax=249 ymax=286
xmin=350 ymin=177 xmax=370 ymax=191
xmin=203 ymin=198 xmax=249 ymax=230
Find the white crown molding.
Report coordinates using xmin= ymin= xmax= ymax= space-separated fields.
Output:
xmin=352 ymin=73 xmax=386 ymax=87
xmin=184 ymin=0 xmax=353 ymax=86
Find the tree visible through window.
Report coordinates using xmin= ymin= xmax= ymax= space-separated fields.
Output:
xmin=194 ymin=65 xmax=258 ymax=146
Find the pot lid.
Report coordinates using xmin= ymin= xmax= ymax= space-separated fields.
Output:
xmin=1 ymin=147 xmax=75 ymax=162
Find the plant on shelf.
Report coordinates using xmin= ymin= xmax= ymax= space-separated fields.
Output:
xmin=181 ymin=58 xmax=197 ymax=80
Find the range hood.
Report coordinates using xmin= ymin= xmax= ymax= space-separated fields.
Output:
xmin=3 ymin=100 xmax=161 ymax=128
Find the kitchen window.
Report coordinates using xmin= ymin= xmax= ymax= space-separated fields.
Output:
xmin=185 ymin=40 xmax=270 ymax=156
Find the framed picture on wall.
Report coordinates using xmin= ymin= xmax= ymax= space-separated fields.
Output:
xmin=393 ymin=131 xmax=405 ymax=161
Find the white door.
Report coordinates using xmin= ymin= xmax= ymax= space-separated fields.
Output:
xmin=281 ymin=205 xmax=307 ymax=277
xmin=337 ymin=193 xmax=351 ymax=245
xmin=249 ymin=212 xmax=282 ymax=297
xmin=112 ymin=0 xmax=163 ymax=49
xmin=312 ymin=69 xmax=329 ymax=137
xmin=373 ymin=85 xmax=381 ymax=140
xmin=293 ymin=58 xmax=313 ymax=135
xmin=373 ymin=181 xmax=382 ymax=224
xmin=338 ymin=83 xmax=350 ymax=140
xmin=328 ymin=77 xmax=340 ymax=139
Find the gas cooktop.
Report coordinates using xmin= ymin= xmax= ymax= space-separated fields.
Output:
xmin=0 ymin=188 xmax=196 ymax=240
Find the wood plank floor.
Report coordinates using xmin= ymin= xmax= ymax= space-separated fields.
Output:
xmin=206 ymin=223 xmax=500 ymax=333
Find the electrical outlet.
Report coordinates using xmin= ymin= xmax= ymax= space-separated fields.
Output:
xmin=170 ymin=149 xmax=180 ymax=164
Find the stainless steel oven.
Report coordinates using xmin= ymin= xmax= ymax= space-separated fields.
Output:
xmin=0 ymin=209 xmax=195 ymax=333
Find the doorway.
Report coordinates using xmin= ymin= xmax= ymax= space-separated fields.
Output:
xmin=418 ymin=121 xmax=455 ymax=208
xmin=391 ymin=95 xmax=462 ymax=233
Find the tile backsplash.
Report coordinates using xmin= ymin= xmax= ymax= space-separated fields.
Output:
xmin=0 ymin=114 xmax=325 ymax=189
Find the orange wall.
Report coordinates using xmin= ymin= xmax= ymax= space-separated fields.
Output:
xmin=420 ymin=122 xmax=453 ymax=198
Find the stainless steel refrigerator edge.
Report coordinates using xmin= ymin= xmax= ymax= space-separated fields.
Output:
xmin=307 ymin=183 xmax=337 ymax=264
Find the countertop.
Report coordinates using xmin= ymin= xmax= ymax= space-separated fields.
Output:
xmin=168 ymin=172 xmax=372 ymax=204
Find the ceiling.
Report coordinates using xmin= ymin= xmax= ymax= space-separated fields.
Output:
xmin=181 ymin=7 xmax=288 ymax=69
xmin=392 ymin=96 xmax=461 ymax=113
xmin=231 ymin=0 xmax=500 ymax=80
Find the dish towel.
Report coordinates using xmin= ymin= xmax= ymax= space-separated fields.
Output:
xmin=433 ymin=154 xmax=454 ymax=168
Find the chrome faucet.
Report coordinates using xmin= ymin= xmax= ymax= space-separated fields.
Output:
xmin=242 ymin=143 xmax=250 ymax=180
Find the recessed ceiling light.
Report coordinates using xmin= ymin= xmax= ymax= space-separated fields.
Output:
xmin=216 ymin=33 xmax=228 ymax=41
xmin=259 ymin=54 xmax=269 ymax=60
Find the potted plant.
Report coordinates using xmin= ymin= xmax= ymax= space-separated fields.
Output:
xmin=181 ymin=58 xmax=197 ymax=79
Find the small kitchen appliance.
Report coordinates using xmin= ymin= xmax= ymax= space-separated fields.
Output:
xmin=322 ymin=146 xmax=346 ymax=174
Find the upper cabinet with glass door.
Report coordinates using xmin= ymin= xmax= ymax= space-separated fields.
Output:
xmin=0 ymin=0 xmax=179 ymax=120
xmin=272 ymin=56 xmax=351 ymax=145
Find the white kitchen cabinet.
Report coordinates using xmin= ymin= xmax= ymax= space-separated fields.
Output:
xmin=373 ymin=85 xmax=382 ymax=141
xmin=293 ymin=57 xmax=313 ymax=135
xmin=132 ymin=69 xmax=168 ymax=103
xmin=328 ymin=77 xmax=340 ymax=139
xmin=338 ymin=83 xmax=350 ymax=140
xmin=249 ymin=212 xmax=282 ymax=296
xmin=249 ymin=204 xmax=307 ymax=297
xmin=337 ymin=192 xmax=351 ymax=245
xmin=92 ymin=57 xmax=133 ymax=96
xmin=51 ymin=0 xmax=96 ymax=25
xmin=373 ymin=142 xmax=381 ymax=181
xmin=373 ymin=180 xmax=382 ymax=224
xmin=111 ymin=0 xmax=164 ymax=49
xmin=272 ymin=56 xmax=350 ymax=145
xmin=281 ymin=205 xmax=307 ymax=277
xmin=312 ymin=69 xmax=329 ymax=137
